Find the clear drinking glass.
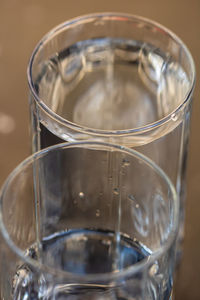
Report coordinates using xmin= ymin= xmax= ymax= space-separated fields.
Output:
xmin=28 ymin=13 xmax=195 ymax=255
xmin=0 ymin=141 xmax=178 ymax=300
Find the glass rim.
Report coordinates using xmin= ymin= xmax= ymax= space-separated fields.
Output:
xmin=27 ymin=12 xmax=195 ymax=137
xmin=0 ymin=141 xmax=179 ymax=282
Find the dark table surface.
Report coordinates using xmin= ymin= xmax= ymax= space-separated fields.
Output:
xmin=0 ymin=1 xmax=199 ymax=299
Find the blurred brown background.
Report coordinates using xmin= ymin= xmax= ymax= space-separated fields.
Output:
xmin=0 ymin=0 xmax=199 ymax=299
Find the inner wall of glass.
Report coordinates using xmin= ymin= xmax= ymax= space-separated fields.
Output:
xmin=31 ymin=15 xmax=193 ymax=131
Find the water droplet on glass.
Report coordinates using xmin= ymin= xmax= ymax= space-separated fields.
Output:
xmin=79 ymin=192 xmax=84 ymax=199
xmin=128 ymin=194 xmax=135 ymax=201
xmin=113 ymin=188 xmax=119 ymax=195
xmin=96 ymin=209 xmax=100 ymax=217
xmin=149 ymin=263 xmax=159 ymax=276
xmin=102 ymin=239 xmax=111 ymax=246
xmin=122 ymin=158 xmax=130 ymax=167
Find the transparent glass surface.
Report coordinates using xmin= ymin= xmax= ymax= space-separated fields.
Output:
xmin=28 ymin=14 xmax=195 ymax=258
xmin=0 ymin=142 xmax=178 ymax=300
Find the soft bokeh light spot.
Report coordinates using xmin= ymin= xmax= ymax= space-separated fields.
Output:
xmin=0 ymin=112 xmax=15 ymax=134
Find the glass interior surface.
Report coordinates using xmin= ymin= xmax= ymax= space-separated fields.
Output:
xmin=0 ymin=142 xmax=178 ymax=300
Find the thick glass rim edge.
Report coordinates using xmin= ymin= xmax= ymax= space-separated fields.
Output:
xmin=0 ymin=141 xmax=179 ymax=282
xmin=27 ymin=12 xmax=195 ymax=136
